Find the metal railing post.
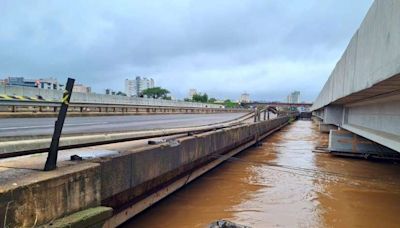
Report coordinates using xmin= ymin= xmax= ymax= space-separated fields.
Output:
xmin=44 ymin=78 xmax=75 ymax=171
xmin=254 ymin=108 xmax=258 ymax=123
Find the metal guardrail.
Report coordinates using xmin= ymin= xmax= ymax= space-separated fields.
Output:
xmin=0 ymin=97 xmax=247 ymax=113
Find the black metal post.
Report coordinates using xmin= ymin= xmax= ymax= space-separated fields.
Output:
xmin=44 ymin=78 xmax=75 ymax=171
xmin=263 ymin=110 xmax=266 ymax=120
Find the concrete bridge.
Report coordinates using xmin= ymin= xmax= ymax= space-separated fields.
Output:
xmin=311 ymin=0 xmax=400 ymax=157
xmin=243 ymin=101 xmax=312 ymax=108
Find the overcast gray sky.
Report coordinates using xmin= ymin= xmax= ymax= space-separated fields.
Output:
xmin=0 ymin=0 xmax=373 ymax=101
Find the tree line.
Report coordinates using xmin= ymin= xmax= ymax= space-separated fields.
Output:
xmin=112 ymin=86 xmax=239 ymax=107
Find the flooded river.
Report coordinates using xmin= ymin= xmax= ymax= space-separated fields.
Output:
xmin=124 ymin=120 xmax=400 ymax=227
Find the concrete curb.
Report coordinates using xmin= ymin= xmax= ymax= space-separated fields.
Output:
xmin=41 ymin=206 xmax=113 ymax=228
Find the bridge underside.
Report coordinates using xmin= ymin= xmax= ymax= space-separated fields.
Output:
xmin=312 ymin=1 xmax=400 ymax=154
xmin=313 ymin=74 xmax=400 ymax=153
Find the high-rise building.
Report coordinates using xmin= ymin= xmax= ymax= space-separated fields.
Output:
xmin=240 ymin=92 xmax=250 ymax=103
xmin=125 ymin=76 xmax=155 ymax=97
xmin=287 ymin=91 xmax=300 ymax=103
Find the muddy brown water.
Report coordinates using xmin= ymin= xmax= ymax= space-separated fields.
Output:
xmin=123 ymin=120 xmax=400 ymax=228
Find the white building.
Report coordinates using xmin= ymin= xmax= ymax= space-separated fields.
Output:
xmin=240 ymin=92 xmax=250 ymax=103
xmin=188 ymin=89 xmax=197 ymax=99
xmin=287 ymin=91 xmax=300 ymax=103
xmin=37 ymin=78 xmax=64 ymax=90
xmin=73 ymin=84 xmax=91 ymax=93
xmin=3 ymin=76 xmax=65 ymax=90
xmin=125 ymin=76 xmax=155 ymax=97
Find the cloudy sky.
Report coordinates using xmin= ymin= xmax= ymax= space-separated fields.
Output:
xmin=0 ymin=0 xmax=373 ymax=101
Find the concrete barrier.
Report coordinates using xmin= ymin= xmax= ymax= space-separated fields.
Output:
xmin=0 ymin=117 xmax=289 ymax=227
xmin=0 ymin=85 xmax=223 ymax=109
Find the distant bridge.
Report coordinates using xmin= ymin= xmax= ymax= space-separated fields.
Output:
xmin=243 ymin=102 xmax=313 ymax=108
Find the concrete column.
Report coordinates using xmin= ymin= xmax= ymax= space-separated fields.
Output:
xmin=319 ymin=123 xmax=337 ymax=133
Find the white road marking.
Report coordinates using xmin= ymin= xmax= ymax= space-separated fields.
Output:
xmin=0 ymin=122 xmax=109 ymax=131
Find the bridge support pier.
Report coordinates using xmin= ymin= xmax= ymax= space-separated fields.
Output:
xmin=329 ymin=129 xmax=399 ymax=159
xmin=319 ymin=123 xmax=337 ymax=133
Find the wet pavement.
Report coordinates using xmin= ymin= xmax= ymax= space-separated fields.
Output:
xmin=123 ymin=120 xmax=400 ymax=228
xmin=0 ymin=113 xmax=245 ymax=137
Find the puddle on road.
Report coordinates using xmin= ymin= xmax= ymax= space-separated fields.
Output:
xmin=123 ymin=120 xmax=400 ymax=228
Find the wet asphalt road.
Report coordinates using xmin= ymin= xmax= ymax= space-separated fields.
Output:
xmin=0 ymin=113 xmax=246 ymax=137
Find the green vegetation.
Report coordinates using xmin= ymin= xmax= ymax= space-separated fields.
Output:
xmin=208 ymin=97 xmax=217 ymax=103
xmin=223 ymin=99 xmax=240 ymax=108
xmin=192 ymin=93 xmax=208 ymax=103
xmin=141 ymin=87 xmax=170 ymax=99
xmin=186 ymin=93 xmax=239 ymax=108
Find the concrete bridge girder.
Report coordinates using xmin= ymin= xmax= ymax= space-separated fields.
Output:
xmin=314 ymin=91 xmax=400 ymax=153
xmin=311 ymin=1 xmax=400 ymax=153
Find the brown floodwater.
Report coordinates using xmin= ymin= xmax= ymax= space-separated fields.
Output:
xmin=123 ymin=120 xmax=400 ymax=228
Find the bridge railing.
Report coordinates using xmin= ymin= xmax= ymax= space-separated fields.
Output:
xmin=0 ymin=85 xmax=223 ymax=109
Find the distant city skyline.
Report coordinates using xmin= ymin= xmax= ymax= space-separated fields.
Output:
xmin=0 ymin=0 xmax=373 ymax=101
xmin=0 ymin=74 xmax=311 ymax=102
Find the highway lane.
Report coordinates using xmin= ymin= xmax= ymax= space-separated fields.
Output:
xmin=0 ymin=113 xmax=247 ymax=137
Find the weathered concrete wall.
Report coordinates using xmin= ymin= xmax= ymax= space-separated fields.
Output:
xmin=0 ymin=117 xmax=289 ymax=227
xmin=0 ymin=163 xmax=101 ymax=227
xmin=323 ymin=105 xmax=343 ymax=126
xmin=0 ymin=85 xmax=223 ymax=108
xmin=345 ymin=99 xmax=400 ymax=136
xmin=312 ymin=0 xmax=400 ymax=110
xmin=99 ymin=117 xmax=288 ymax=208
